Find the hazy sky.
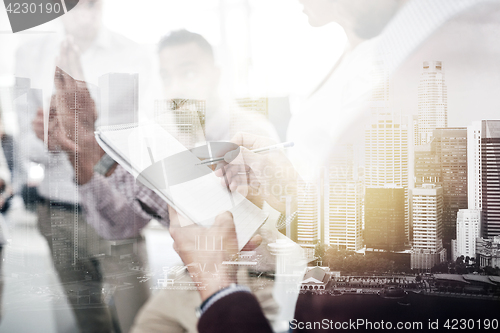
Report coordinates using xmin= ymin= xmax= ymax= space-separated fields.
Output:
xmin=391 ymin=14 xmax=500 ymax=127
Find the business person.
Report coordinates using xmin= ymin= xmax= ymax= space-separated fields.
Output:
xmin=204 ymin=0 xmax=500 ymax=330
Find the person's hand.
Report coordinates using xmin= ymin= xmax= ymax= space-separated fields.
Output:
xmin=32 ymin=97 xmax=78 ymax=152
xmin=43 ymin=41 xmax=104 ymax=184
xmin=52 ymin=66 xmax=97 ymax=143
xmin=52 ymin=36 xmax=95 ymax=145
xmin=45 ymin=62 xmax=103 ymax=183
xmin=169 ymin=207 xmax=261 ymax=301
xmin=214 ymin=133 xmax=299 ymax=214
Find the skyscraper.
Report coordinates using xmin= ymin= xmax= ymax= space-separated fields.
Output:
xmin=481 ymin=120 xmax=500 ymax=238
xmin=414 ymin=128 xmax=467 ymax=254
xmin=479 ymin=120 xmax=500 ymax=237
xmin=296 ymin=179 xmax=320 ymax=249
xmin=411 ymin=184 xmax=446 ymax=270
xmin=456 ymin=209 xmax=482 ymax=259
xmin=467 ymin=121 xmax=482 ymax=210
xmin=365 ymin=185 xmax=405 ymax=251
xmin=365 ymin=110 xmax=410 ymax=241
xmin=324 ymin=145 xmax=362 ymax=251
xmin=412 ymin=115 xmax=419 ymax=147
xmin=52 ymin=70 xmax=101 ymax=268
xmin=417 ymin=61 xmax=447 ymax=145
xmin=468 ymin=120 xmax=500 ymax=238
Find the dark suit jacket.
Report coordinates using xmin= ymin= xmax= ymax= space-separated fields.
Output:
xmin=197 ymin=292 xmax=273 ymax=333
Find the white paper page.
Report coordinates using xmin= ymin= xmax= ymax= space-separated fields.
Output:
xmin=95 ymin=122 xmax=268 ymax=249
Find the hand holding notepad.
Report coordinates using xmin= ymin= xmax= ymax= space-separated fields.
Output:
xmin=95 ymin=122 xmax=269 ymax=250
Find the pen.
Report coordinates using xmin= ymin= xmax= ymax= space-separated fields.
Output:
xmin=197 ymin=141 xmax=294 ymax=166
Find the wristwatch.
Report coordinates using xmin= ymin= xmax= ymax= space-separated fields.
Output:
xmin=93 ymin=153 xmax=116 ymax=176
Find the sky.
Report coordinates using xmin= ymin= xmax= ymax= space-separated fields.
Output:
xmin=391 ymin=11 xmax=500 ymax=127
xmin=1 ymin=0 xmax=498 ymax=131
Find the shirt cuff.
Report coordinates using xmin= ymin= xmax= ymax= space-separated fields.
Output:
xmin=196 ymin=284 xmax=252 ymax=318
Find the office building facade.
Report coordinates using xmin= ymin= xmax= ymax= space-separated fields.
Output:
xmin=365 ymin=185 xmax=405 ymax=251
xmin=411 ymin=184 xmax=446 ymax=270
xmin=414 ymin=128 xmax=467 ymax=254
xmin=480 ymin=120 xmax=500 ymax=237
xmin=365 ymin=111 xmax=410 ymax=241
xmin=296 ymin=179 xmax=320 ymax=248
xmin=468 ymin=120 xmax=500 ymax=238
xmin=325 ymin=145 xmax=362 ymax=251
xmin=456 ymin=209 xmax=482 ymax=259
xmin=52 ymin=71 xmax=101 ymax=269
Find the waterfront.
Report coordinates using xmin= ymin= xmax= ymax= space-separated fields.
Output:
xmin=294 ymin=291 xmax=500 ymax=332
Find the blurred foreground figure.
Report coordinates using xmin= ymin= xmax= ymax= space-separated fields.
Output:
xmin=169 ymin=210 xmax=274 ymax=333
xmin=200 ymin=0 xmax=500 ymax=331
xmin=15 ymin=0 xmax=154 ymax=331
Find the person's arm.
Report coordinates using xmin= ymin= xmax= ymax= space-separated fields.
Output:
xmin=46 ymin=48 xmax=170 ymax=239
xmin=197 ymin=288 xmax=273 ymax=333
xmin=214 ymin=132 xmax=299 ymax=215
xmin=169 ymin=209 xmax=272 ymax=333
xmin=79 ymin=165 xmax=169 ymax=239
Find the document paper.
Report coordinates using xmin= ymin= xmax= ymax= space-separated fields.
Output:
xmin=95 ymin=122 xmax=268 ymax=250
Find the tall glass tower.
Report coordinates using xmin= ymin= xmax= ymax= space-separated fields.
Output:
xmin=417 ymin=61 xmax=448 ymax=145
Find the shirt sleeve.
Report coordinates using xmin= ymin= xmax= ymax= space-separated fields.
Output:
xmin=197 ymin=286 xmax=273 ymax=333
xmin=79 ymin=165 xmax=170 ymax=239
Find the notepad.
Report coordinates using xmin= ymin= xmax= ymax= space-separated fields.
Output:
xmin=95 ymin=122 xmax=268 ymax=250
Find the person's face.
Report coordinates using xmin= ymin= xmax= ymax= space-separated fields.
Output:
xmin=62 ymin=0 xmax=103 ymax=42
xmin=298 ymin=0 xmax=346 ymax=27
xmin=299 ymin=0 xmax=405 ymax=39
xmin=158 ymin=42 xmax=220 ymax=101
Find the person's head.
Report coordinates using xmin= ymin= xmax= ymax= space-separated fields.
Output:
xmin=158 ymin=30 xmax=220 ymax=101
xmin=299 ymin=0 xmax=407 ymax=40
xmin=61 ymin=0 xmax=103 ymax=47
